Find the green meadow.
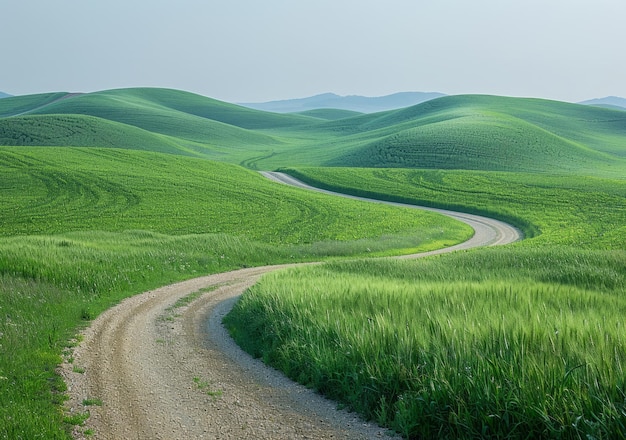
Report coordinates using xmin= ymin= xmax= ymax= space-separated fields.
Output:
xmin=0 ymin=145 xmax=467 ymax=438
xmin=226 ymin=249 xmax=626 ymax=438
xmin=280 ymin=167 xmax=626 ymax=248
xmin=225 ymin=169 xmax=626 ymax=438
xmin=1 ymin=87 xmax=626 ymax=438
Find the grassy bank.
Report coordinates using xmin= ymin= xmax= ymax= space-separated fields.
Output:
xmin=281 ymin=167 xmax=626 ymax=248
xmin=225 ymin=168 xmax=626 ymax=438
xmin=225 ymin=248 xmax=626 ymax=438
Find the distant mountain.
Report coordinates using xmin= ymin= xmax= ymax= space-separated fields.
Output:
xmin=0 ymin=91 xmax=11 ymax=99
xmin=239 ymin=91 xmax=446 ymax=114
xmin=579 ymin=96 xmax=626 ymax=110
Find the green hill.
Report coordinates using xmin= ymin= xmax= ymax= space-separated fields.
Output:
xmin=0 ymin=89 xmax=299 ymax=160
xmin=0 ymin=114 xmax=199 ymax=155
xmin=24 ymin=88 xmax=317 ymax=131
xmin=309 ymin=95 xmax=626 ymax=174
xmin=0 ymin=92 xmax=70 ymax=117
xmin=1 ymin=89 xmax=625 ymax=175
xmin=0 ymin=146 xmax=467 ymax=248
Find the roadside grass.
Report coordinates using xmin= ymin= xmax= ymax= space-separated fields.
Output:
xmin=225 ymin=167 xmax=626 ymax=438
xmin=225 ymin=248 xmax=626 ymax=439
xmin=0 ymin=236 xmax=314 ymax=438
xmin=282 ymin=167 xmax=626 ymax=248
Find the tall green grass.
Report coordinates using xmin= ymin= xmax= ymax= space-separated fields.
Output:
xmin=225 ymin=166 xmax=626 ymax=438
xmin=0 ymin=231 xmax=287 ymax=439
xmin=225 ymin=249 xmax=626 ymax=438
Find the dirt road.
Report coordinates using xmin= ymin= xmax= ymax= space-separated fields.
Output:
xmin=61 ymin=173 xmax=521 ymax=439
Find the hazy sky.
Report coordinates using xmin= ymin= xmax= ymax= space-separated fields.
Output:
xmin=2 ymin=0 xmax=625 ymax=103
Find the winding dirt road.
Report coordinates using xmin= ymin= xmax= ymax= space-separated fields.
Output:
xmin=61 ymin=172 xmax=521 ymax=439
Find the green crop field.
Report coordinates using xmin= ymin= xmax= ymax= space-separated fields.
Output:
xmin=1 ymin=87 xmax=626 ymax=438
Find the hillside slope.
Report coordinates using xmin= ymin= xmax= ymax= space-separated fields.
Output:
xmin=0 ymin=92 xmax=69 ymax=117
xmin=0 ymin=114 xmax=202 ymax=155
xmin=1 ymin=89 xmax=625 ymax=175
xmin=26 ymin=88 xmax=317 ymax=130
xmin=304 ymin=95 xmax=626 ymax=174
xmin=0 ymin=89 xmax=299 ymax=159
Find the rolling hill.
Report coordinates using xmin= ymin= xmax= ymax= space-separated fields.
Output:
xmin=308 ymin=94 xmax=626 ymax=174
xmin=0 ymin=91 xmax=11 ymax=99
xmin=1 ymin=88 xmax=625 ymax=175
xmin=0 ymin=89 xmax=298 ymax=160
xmin=1 ymin=88 xmax=317 ymax=130
xmin=0 ymin=114 xmax=196 ymax=155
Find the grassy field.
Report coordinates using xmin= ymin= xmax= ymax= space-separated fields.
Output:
xmin=226 ymin=249 xmax=626 ymax=438
xmin=0 ymin=147 xmax=470 ymax=247
xmin=225 ymin=167 xmax=626 ymax=438
xmin=0 ymin=146 xmax=469 ymax=439
xmin=2 ymin=87 xmax=626 ymax=438
xmin=280 ymin=167 xmax=626 ymax=248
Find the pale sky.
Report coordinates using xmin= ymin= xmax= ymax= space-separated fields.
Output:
xmin=2 ymin=0 xmax=625 ymax=103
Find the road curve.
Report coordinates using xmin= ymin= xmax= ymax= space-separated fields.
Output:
xmin=62 ymin=172 xmax=521 ymax=439
xmin=261 ymin=171 xmax=521 ymax=254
